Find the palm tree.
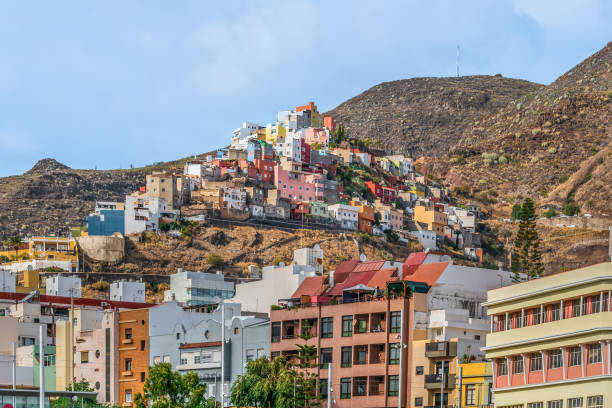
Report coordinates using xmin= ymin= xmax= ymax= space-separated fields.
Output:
xmin=4 ymin=235 xmax=22 ymax=257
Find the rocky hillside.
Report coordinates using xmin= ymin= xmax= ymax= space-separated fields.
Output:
xmin=444 ymin=42 xmax=612 ymax=217
xmin=326 ymin=75 xmax=541 ymax=157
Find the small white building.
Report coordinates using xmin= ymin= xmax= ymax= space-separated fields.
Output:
xmin=164 ymin=269 xmax=235 ymax=306
xmin=232 ymin=122 xmax=259 ymax=145
xmin=0 ymin=269 xmax=15 ymax=293
xmin=110 ymin=280 xmax=145 ymax=303
xmin=124 ymin=195 xmax=168 ymax=235
xmin=45 ymin=275 xmax=81 ymax=298
xmin=328 ymin=204 xmax=360 ymax=230
xmin=221 ymin=188 xmax=247 ymax=211
xmin=293 ymin=245 xmax=324 ymax=275
xmin=274 ymin=135 xmax=302 ymax=163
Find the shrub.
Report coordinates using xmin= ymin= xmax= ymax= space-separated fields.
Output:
xmin=532 ymin=128 xmax=542 ymax=136
xmin=547 ymin=147 xmax=557 ymax=154
xmin=90 ymin=281 xmax=110 ymax=291
xmin=583 ymin=173 xmax=592 ymax=183
xmin=450 ymin=156 xmax=466 ymax=165
xmin=482 ymin=152 xmax=499 ymax=166
xmin=453 ymin=185 xmax=471 ymax=197
xmin=206 ymin=253 xmax=224 ymax=268
xmin=563 ymin=200 xmax=580 ymax=216
xmin=498 ymin=154 xmax=509 ymax=165
xmin=544 ymin=207 xmax=557 ymax=219
xmin=558 ymin=174 xmax=569 ymax=183
xmin=597 ymin=157 xmax=604 ymax=164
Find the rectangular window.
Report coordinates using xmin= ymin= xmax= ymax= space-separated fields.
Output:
xmin=572 ymin=299 xmax=581 ymax=317
xmin=140 ymin=372 xmax=145 ymax=382
xmin=590 ymin=295 xmax=600 ymax=314
xmin=341 ymin=346 xmax=352 ymax=368
xmin=550 ymin=303 xmax=561 ymax=321
xmin=549 ymin=350 xmax=562 ymax=369
xmin=569 ymin=347 xmax=582 ymax=366
xmin=568 ymin=398 xmax=583 ymax=408
xmin=340 ymin=378 xmax=351 ymax=399
xmin=318 ymin=379 xmax=328 ymax=399
xmin=125 ymin=390 xmax=132 ymax=403
xmin=588 ymin=343 xmax=602 ymax=364
xmin=272 ymin=322 xmax=281 ymax=342
xmin=389 ymin=343 xmax=400 ymax=364
xmin=321 ymin=317 xmax=333 ymax=338
xmin=194 ymin=355 xmax=201 ymax=364
xmin=533 ymin=308 xmax=541 ymax=325
xmin=547 ymin=401 xmax=562 ymax=408
xmin=415 ymin=397 xmax=423 ymax=407
xmin=530 ymin=353 xmax=542 ymax=371
xmin=513 ymin=356 xmax=524 ymax=374
xmin=387 ymin=375 xmax=399 ymax=396
xmin=466 ymin=384 xmax=476 ymax=405
xmin=125 ymin=328 xmax=132 ymax=339
xmin=527 ymin=403 xmax=543 ymax=408
xmin=319 ymin=348 xmax=332 ymax=368
xmin=353 ymin=377 xmax=367 ymax=396
xmin=246 ymin=350 xmax=255 ymax=362
xmin=416 ymin=366 xmax=424 ymax=375
xmin=125 ymin=358 xmax=132 ymax=371
xmin=497 ymin=359 xmax=508 ymax=376
xmin=140 ymin=340 xmax=146 ymax=351
xmin=390 ymin=311 xmax=401 ymax=333
xmin=342 ymin=315 xmax=353 ymax=337
xmin=80 ymin=351 xmax=89 ymax=363
xmin=587 ymin=396 xmax=603 ymax=408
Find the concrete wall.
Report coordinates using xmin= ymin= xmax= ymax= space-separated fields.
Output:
xmin=0 ymin=354 xmax=33 ymax=386
xmin=0 ymin=316 xmax=18 ymax=354
xmin=536 ymin=215 xmax=611 ymax=231
xmin=76 ymin=235 xmax=125 ymax=263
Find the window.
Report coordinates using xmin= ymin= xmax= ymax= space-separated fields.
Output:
xmin=513 ymin=356 xmax=524 ymax=374
xmin=320 ymin=348 xmax=332 ymax=368
xmin=590 ymin=295 xmax=600 ymax=314
xmin=548 ymin=401 xmax=562 ymax=408
xmin=549 ymin=350 xmax=562 ymax=369
xmin=163 ymin=355 xmax=170 ymax=363
xmin=527 ymin=403 xmax=543 ymax=408
xmin=572 ymin=299 xmax=581 ymax=317
xmin=341 ymin=346 xmax=352 ymax=368
xmin=416 ymin=366 xmax=424 ymax=375
xmin=550 ymin=303 xmax=561 ymax=321
xmin=153 ymin=356 xmax=160 ymax=364
xmin=140 ymin=372 xmax=145 ymax=382
xmin=176 ymin=333 xmax=180 ymax=340
xmin=234 ymin=327 xmax=239 ymax=335
xmin=530 ymin=353 xmax=542 ymax=371
xmin=125 ymin=390 xmax=132 ymax=403
xmin=588 ymin=343 xmax=602 ymax=364
xmin=125 ymin=328 xmax=132 ymax=339
xmin=415 ymin=397 xmax=423 ymax=407
xmin=466 ymin=384 xmax=476 ymax=405
xmin=321 ymin=317 xmax=333 ymax=338
xmin=533 ymin=308 xmax=541 ymax=325
xmin=318 ymin=379 xmax=328 ymax=399
xmin=389 ymin=343 xmax=400 ymax=364
xmin=568 ymin=398 xmax=583 ymax=408
xmin=340 ymin=378 xmax=351 ymax=399
xmin=587 ymin=396 xmax=603 ymax=408
xmin=353 ymin=377 xmax=367 ymax=396
xmin=569 ymin=347 xmax=582 ymax=366
xmin=497 ymin=359 xmax=508 ymax=376
xmin=180 ymin=358 xmax=187 ymax=365
xmin=125 ymin=358 xmax=132 ymax=371
xmin=390 ymin=311 xmax=401 ymax=333
xmin=80 ymin=351 xmax=89 ymax=363
xmin=342 ymin=315 xmax=353 ymax=337
xmin=388 ymin=375 xmax=399 ymax=396
xmin=272 ymin=322 xmax=281 ymax=342
xmin=140 ymin=340 xmax=146 ymax=351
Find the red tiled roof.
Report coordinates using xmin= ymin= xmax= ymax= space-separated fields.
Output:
xmin=291 ymin=276 xmax=328 ymax=298
xmin=335 ymin=259 xmax=360 ymax=274
xmin=404 ymin=252 xmax=427 ymax=266
xmin=404 ymin=261 xmax=449 ymax=287
xmin=329 ymin=270 xmax=378 ymax=296
xmin=367 ymin=268 xmax=398 ymax=288
xmin=353 ymin=260 xmax=386 ymax=272
xmin=0 ymin=291 xmax=151 ymax=310
xmin=179 ymin=341 xmax=222 ymax=349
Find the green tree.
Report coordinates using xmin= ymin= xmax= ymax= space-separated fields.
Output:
xmin=510 ymin=204 xmax=521 ymax=220
xmin=51 ymin=379 xmax=98 ymax=408
xmin=3 ymin=235 xmax=22 ymax=257
xmin=134 ymin=363 xmax=217 ymax=408
xmin=293 ymin=323 xmax=319 ymax=407
xmin=374 ymin=211 xmax=382 ymax=226
xmin=230 ymin=356 xmax=294 ymax=408
xmin=206 ymin=253 xmax=225 ymax=268
xmin=512 ymin=198 xmax=542 ymax=280
xmin=563 ymin=198 xmax=580 ymax=216
xmin=544 ymin=207 xmax=557 ymax=219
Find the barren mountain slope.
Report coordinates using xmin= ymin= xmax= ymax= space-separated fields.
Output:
xmin=326 ymin=75 xmax=541 ymax=157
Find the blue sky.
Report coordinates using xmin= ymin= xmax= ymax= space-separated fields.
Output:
xmin=0 ymin=1 xmax=610 ymax=176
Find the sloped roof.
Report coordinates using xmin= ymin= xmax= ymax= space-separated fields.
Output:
xmin=404 ymin=252 xmax=427 ymax=266
xmin=329 ymin=270 xmax=378 ymax=296
xmin=180 ymin=341 xmax=222 ymax=349
xmin=291 ymin=276 xmax=328 ymax=298
xmin=404 ymin=261 xmax=449 ymax=287
xmin=367 ymin=267 xmax=399 ymax=288
xmin=353 ymin=260 xmax=386 ymax=272
xmin=335 ymin=259 xmax=361 ymax=274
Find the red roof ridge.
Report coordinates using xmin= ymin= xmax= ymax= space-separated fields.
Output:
xmin=179 ymin=341 xmax=222 ymax=349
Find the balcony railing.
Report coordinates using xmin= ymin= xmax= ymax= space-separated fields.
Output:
xmin=424 ymin=373 xmax=456 ymax=389
xmin=425 ymin=341 xmax=457 ymax=358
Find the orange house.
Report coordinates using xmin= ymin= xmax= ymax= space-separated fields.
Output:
xmin=118 ymin=307 xmax=150 ymax=406
xmin=350 ymin=201 xmax=375 ymax=234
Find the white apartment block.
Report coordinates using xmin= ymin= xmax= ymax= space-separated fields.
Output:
xmin=164 ymin=269 xmax=235 ymax=306
xmin=110 ymin=280 xmax=145 ymax=303
xmin=0 ymin=269 xmax=15 ymax=293
xmin=231 ymin=122 xmax=259 ymax=145
xmin=274 ymin=135 xmax=302 ymax=163
xmin=328 ymin=204 xmax=360 ymax=230
xmin=124 ymin=195 xmax=168 ymax=235
xmin=293 ymin=245 xmax=324 ymax=275
xmin=45 ymin=275 xmax=81 ymax=297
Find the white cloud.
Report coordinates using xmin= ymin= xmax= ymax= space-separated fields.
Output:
xmin=512 ymin=0 xmax=604 ymax=30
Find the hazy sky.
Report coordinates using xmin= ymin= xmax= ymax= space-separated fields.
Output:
xmin=0 ymin=1 xmax=610 ymax=176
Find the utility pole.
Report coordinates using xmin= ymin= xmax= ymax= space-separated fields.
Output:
xmin=440 ymin=360 xmax=445 ymax=408
xmin=327 ymin=363 xmax=332 ymax=408
xmin=12 ymin=342 xmax=16 ymax=408
xmin=70 ymin=288 xmax=75 ymax=391
xmin=398 ymin=308 xmax=404 ymax=408
xmin=456 ymin=45 xmax=460 ymax=77
xmin=220 ymin=301 xmax=225 ymax=408
xmin=457 ymin=366 xmax=463 ymax=408
xmin=39 ymin=325 xmax=45 ymax=408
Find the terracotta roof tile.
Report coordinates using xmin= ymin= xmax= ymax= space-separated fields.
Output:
xmin=353 ymin=260 xmax=386 ymax=272
xmin=180 ymin=341 xmax=222 ymax=349
xmin=329 ymin=270 xmax=378 ymax=296
xmin=404 ymin=261 xmax=449 ymax=287
xmin=291 ymin=276 xmax=328 ymax=298
xmin=367 ymin=268 xmax=398 ymax=288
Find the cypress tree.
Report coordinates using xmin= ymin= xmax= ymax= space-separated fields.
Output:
xmin=513 ymin=198 xmax=542 ymax=280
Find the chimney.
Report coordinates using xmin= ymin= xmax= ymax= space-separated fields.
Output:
xmin=329 ymin=270 xmax=335 ymax=288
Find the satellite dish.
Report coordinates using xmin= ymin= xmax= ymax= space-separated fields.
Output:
xmin=359 ymin=254 xmax=367 ymax=262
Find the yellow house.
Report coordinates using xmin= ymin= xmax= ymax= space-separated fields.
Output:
xmin=29 ymin=236 xmax=79 ymax=272
xmin=457 ymin=361 xmax=493 ymax=407
xmin=264 ymin=123 xmax=287 ymax=145
xmin=484 ymin=262 xmax=612 ymax=408
xmin=16 ymin=269 xmax=46 ymax=294
xmin=413 ymin=204 xmax=447 ymax=235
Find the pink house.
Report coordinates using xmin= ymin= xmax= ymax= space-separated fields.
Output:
xmin=274 ymin=163 xmax=324 ymax=202
xmin=303 ymin=127 xmax=329 ymax=146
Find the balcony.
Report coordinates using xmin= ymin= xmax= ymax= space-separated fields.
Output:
xmin=122 ymin=370 xmax=133 ymax=377
xmin=425 ymin=341 xmax=457 ymax=358
xmin=122 ymin=338 xmax=133 ymax=344
xmin=424 ymin=373 xmax=456 ymax=389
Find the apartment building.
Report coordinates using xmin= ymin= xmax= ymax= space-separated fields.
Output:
xmin=413 ymin=204 xmax=448 ymax=236
xmin=163 ymin=269 xmax=234 ymax=306
xmin=328 ymin=204 xmax=360 ymax=230
xmin=484 ymin=262 xmax=611 ymax=408
xmin=110 ymin=280 xmax=146 ymax=303
xmin=118 ymin=307 xmax=150 ymax=406
xmin=124 ymin=195 xmax=168 ymax=235
xmin=146 ymin=172 xmax=188 ymax=211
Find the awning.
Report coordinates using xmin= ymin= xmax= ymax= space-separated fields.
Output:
xmin=343 ymin=284 xmax=374 ymax=293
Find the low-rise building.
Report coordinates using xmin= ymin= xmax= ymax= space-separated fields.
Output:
xmin=328 ymin=204 xmax=359 ymax=230
xmin=350 ymin=201 xmax=375 ymax=234
xmin=0 ymin=269 xmax=16 ymax=293
xmin=146 ymin=171 xmax=185 ymax=211
xmin=124 ymin=195 xmax=168 ymax=235
xmin=110 ymin=280 xmax=146 ymax=303
xmin=45 ymin=275 xmax=81 ymax=297
xmin=414 ymin=203 xmax=448 ymax=236
xmin=164 ymin=269 xmax=234 ymax=306
xmin=293 ymin=245 xmax=324 ymax=275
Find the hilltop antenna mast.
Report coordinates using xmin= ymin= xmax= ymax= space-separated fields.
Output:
xmin=456 ymin=44 xmax=460 ymax=77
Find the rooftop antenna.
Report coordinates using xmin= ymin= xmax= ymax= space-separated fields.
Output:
xmin=456 ymin=44 xmax=460 ymax=77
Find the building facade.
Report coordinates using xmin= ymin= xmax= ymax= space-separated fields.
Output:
xmin=164 ymin=269 xmax=234 ymax=306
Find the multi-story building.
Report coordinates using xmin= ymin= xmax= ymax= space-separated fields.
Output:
xmin=349 ymin=201 xmax=375 ymax=234
xmin=231 ymin=122 xmax=259 ymax=146
xmin=323 ymin=116 xmax=337 ymax=133
xmin=484 ymin=262 xmax=611 ymax=408
xmin=274 ymin=162 xmax=325 ymax=202
xmin=328 ymin=204 xmax=360 ymax=230
xmin=303 ymin=127 xmax=330 ymax=147
xmin=110 ymin=280 xmax=146 ymax=303
xmin=457 ymin=361 xmax=494 ymax=407
xmin=86 ymin=201 xmax=125 ymax=236
xmin=0 ymin=236 xmax=80 ymax=273
xmin=414 ymin=203 xmax=448 ymax=236
xmin=124 ymin=195 xmax=168 ymax=235
xmin=264 ymin=123 xmax=287 ymax=144
xmin=0 ymin=269 xmax=16 ymax=293
xmin=117 ymin=307 xmax=150 ymax=406
xmin=163 ymin=269 xmax=234 ymax=306
xmin=45 ymin=275 xmax=81 ymax=297
xmin=292 ymin=245 xmax=324 ymax=275
xmin=295 ymin=102 xmax=324 ymax=128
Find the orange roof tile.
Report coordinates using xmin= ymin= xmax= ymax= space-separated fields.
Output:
xmin=404 ymin=261 xmax=449 ymax=287
xmin=291 ymin=276 xmax=328 ymax=298
xmin=367 ymin=267 xmax=398 ymax=288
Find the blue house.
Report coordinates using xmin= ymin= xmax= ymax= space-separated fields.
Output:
xmin=86 ymin=209 xmax=125 ymax=236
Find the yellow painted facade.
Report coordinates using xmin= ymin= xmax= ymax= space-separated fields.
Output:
xmin=413 ymin=205 xmax=447 ymax=235
xmin=55 ymin=319 xmax=72 ymax=391
xmin=264 ymin=123 xmax=286 ymax=144
xmin=457 ymin=361 xmax=493 ymax=407
xmin=410 ymin=339 xmax=459 ymax=407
